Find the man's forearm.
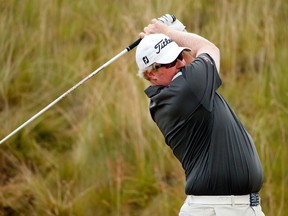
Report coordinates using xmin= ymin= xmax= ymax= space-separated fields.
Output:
xmin=140 ymin=18 xmax=220 ymax=72
xmin=165 ymin=29 xmax=220 ymax=72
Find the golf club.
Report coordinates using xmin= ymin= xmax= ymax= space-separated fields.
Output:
xmin=0 ymin=38 xmax=142 ymax=145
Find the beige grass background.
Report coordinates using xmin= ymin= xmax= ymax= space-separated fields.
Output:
xmin=0 ymin=0 xmax=287 ymax=215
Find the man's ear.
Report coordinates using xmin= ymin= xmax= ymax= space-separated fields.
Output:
xmin=144 ymin=71 xmax=154 ymax=81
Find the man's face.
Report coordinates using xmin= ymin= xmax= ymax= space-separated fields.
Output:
xmin=145 ymin=53 xmax=186 ymax=86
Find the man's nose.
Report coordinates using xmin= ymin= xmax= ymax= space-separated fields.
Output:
xmin=176 ymin=58 xmax=186 ymax=68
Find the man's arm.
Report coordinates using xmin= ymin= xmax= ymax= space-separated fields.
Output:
xmin=140 ymin=19 xmax=220 ymax=72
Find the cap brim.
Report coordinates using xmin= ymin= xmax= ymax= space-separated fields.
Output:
xmin=156 ymin=47 xmax=191 ymax=64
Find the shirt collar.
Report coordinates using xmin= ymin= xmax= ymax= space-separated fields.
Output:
xmin=144 ymin=85 xmax=164 ymax=97
xmin=172 ymin=71 xmax=182 ymax=80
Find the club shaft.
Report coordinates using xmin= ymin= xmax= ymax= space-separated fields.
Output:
xmin=0 ymin=38 xmax=142 ymax=144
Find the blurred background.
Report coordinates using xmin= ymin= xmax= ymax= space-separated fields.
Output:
xmin=0 ymin=0 xmax=287 ymax=215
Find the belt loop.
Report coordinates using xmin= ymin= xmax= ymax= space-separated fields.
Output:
xmin=231 ymin=195 xmax=235 ymax=207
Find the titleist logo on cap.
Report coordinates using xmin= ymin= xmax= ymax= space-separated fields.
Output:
xmin=154 ymin=38 xmax=173 ymax=54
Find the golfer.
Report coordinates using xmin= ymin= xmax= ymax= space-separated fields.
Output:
xmin=135 ymin=15 xmax=265 ymax=216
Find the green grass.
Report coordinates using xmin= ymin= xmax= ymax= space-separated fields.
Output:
xmin=0 ymin=0 xmax=287 ymax=215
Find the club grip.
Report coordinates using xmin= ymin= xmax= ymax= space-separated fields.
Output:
xmin=126 ymin=38 xmax=142 ymax=51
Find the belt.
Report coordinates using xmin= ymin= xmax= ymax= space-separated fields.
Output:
xmin=187 ymin=193 xmax=260 ymax=206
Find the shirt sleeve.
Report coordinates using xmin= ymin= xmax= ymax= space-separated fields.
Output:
xmin=182 ymin=53 xmax=222 ymax=111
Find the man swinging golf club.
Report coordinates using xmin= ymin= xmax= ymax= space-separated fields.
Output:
xmin=0 ymin=13 xmax=265 ymax=216
xmin=135 ymin=14 xmax=265 ymax=216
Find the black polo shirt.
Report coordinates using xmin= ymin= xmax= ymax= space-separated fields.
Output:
xmin=144 ymin=53 xmax=263 ymax=195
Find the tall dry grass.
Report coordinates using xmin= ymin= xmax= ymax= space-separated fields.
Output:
xmin=0 ymin=0 xmax=287 ymax=215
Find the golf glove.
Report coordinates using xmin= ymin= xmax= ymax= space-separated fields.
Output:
xmin=157 ymin=14 xmax=186 ymax=32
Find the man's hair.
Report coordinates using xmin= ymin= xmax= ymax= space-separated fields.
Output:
xmin=137 ymin=65 xmax=153 ymax=79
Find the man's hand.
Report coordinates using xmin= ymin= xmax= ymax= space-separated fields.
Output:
xmin=139 ymin=14 xmax=186 ymax=38
xmin=139 ymin=19 xmax=169 ymax=38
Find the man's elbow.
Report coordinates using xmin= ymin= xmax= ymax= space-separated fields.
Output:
xmin=213 ymin=46 xmax=220 ymax=72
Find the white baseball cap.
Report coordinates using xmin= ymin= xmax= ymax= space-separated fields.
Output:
xmin=136 ymin=33 xmax=191 ymax=71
